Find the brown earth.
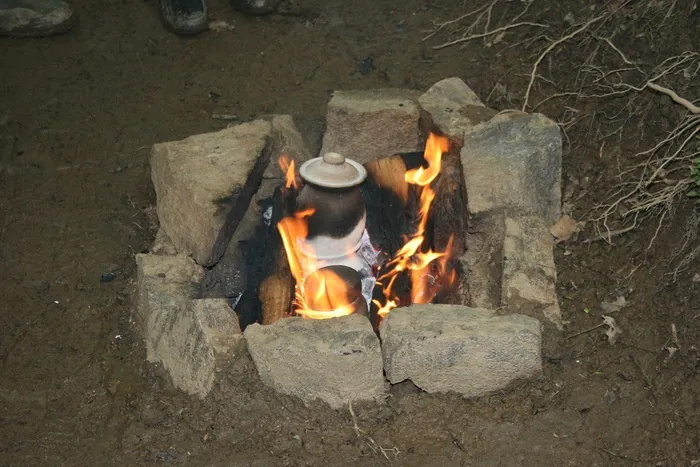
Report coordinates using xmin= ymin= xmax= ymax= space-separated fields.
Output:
xmin=1 ymin=0 xmax=699 ymax=465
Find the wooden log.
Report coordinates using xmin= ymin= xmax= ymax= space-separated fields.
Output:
xmin=364 ymin=155 xmax=410 ymax=207
xmin=259 ymin=246 xmax=294 ymax=325
xmin=431 ymin=142 xmax=468 ymax=260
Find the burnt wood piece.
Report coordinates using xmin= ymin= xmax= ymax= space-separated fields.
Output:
xmin=360 ymin=152 xmax=425 ymax=258
xmin=206 ymin=137 xmax=274 ymax=267
xmin=235 ymin=184 xmax=296 ymax=329
xmin=431 ymin=141 xmax=468 ymax=260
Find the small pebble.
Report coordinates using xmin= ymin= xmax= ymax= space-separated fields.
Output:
xmin=692 ymin=273 xmax=700 ymax=283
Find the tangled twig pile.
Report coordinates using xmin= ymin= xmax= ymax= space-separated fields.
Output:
xmin=424 ymin=0 xmax=700 ymax=277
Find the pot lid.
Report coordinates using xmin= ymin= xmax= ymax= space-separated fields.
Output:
xmin=299 ymin=152 xmax=367 ymax=188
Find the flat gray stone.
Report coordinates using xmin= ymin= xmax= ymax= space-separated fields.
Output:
xmin=379 ymin=304 xmax=542 ymax=397
xmin=501 ymin=215 xmax=562 ymax=356
xmin=136 ymin=253 xmax=244 ymax=398
xmin=320 ymin=89 xmax=424 ymax=165
xmin=418 ymin=77 xmax=494 ymax=139
xmin=244 ymin=314 xmax=387 ymax=409
xmin=150 ymin=120 xmax=273 ymax=267
xmin=461 ymin=111 xmax=562 ymax=223
xmin=460 ymin=211 xmax=506 ymax=310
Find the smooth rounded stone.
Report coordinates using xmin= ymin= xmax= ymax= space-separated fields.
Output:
xmin=231 ymin=0 xmax=281 ymax=15
xmin=379 ymin=304 xmax=542 ymax=397
xmin=244 ymin=314 xmax=387 ymax=409
xmin=460 ymin=110 xmax=562 ymax=223
xmin=0 ymin=0 xmax=77 ymax=37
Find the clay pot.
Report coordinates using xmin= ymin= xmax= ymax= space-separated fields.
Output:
xmin=296 ymin=151 xmax=367 ymax=244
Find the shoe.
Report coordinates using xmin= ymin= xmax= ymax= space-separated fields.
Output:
xmin=0 ymin=0 xmax=76 ymax=37
xmin=160 ymin=0 xmax=207 ymax=35
xmin=231 ymin=0 xmax=280 ymax=16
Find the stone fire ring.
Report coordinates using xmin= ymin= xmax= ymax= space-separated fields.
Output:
xmin=135 ymin=78 xmax=563 ymax=409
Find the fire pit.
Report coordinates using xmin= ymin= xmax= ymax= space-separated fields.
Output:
xmin=135 ymin=78 xmax=563 ymax=408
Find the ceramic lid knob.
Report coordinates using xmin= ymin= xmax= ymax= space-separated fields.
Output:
xmin=323 ymin=152 xmax=345 ymax=165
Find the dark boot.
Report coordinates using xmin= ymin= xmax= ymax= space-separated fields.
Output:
xmin=0 ymin=0 xmax=76 ymax=37
xmin=231 ymin=0 xmax=280 ymax=16
xmin=160 ymin=0 xmax=207 ymax=35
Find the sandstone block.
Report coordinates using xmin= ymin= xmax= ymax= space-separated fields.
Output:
xmin=244 ymin=314 xmax=387 ymax=409
xmin=320 ymin=89 xmax=424 ymax=165
xmin=461 ymin=111 xmax=562 ymax=222
xmin=502 ymin=215 xmax=563 ymax=341
xmin=262 ymin=114 xmax=313 ymax=180
xmin=136 ymin=254 xmax=245 ymax=398
xmin=418 ymin=77 xmax=495 ymax=140
xmin=460 ymin=211 xmax=506 ymax=310
xmin=379 ymin=305 xmax=542 ymax=397
xmin=151 ymin=120 xmax=273 ymax=267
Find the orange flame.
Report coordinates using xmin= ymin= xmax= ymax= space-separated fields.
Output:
xmin=278 ymin=155 xmax=298 ymax=189
xmin=276 ymin=206 xmax=356 ymax=320
xmin=372 ymin=133 xmax=456 ymax=318
xmin=276 ymin=133 xmax=455 ymax=322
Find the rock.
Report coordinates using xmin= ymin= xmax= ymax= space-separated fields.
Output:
xmin=501 ymin=215 xmax=562 ymax=356
xmin=380 ymin=305 xmax=542 ymax=396
xmin=136 ymin=253 xmax=245 ymax=398
xmin=150 ymin=120 xmax=273 ymax=267
xmin=0 ymin=0 xmax=77 ymax=38
xmin=418 ymin=77 xmax=495 ymax=140
xmin=320 ymin=89 xmax=424 ymax=165
xmin=151 ymin=228 xmax=178 ymax=255
xmin=460 ymin=111 xmax=562 ymax=223
xmin=460 ymin=211 xmax=506 ymax=309
xmin=244 ymin=314 xmax=387 ymax=408
xmin=262 ymin=115 xmax=313 ymax=180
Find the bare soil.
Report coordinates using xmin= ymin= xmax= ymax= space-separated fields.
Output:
xmin=1 ymin=0 xmax=699 ymax=465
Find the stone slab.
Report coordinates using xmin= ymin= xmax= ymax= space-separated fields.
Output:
xmin=136 ymin=253 xmax=245 ymax=398
xmin=418 ymin=77 xmax=495 ymax=140
xmin=379 ymin=304 xmax=542 ymax=397
xmin=150 ymin=120 xmax=272 ymax=267
xmin=460 ymin=211 xmax=506 ymax=310
xmin=501 ymin=215 xmax=563 ymax=356
xmin=244 ymin=314 xmax=387 ymax=409
xmin=320 ymin=88 xmax=424 ymax=165
xmin=461 ymin=111 xmax=562 ymax=223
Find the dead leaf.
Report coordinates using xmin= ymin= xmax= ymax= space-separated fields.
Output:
xmin=601 ymin=296 xmax=627 ymax=313
xmin=602 ymin=315 xmax=621 ymax=345
xmin=550 ymin=215 xmax=585 ymax=244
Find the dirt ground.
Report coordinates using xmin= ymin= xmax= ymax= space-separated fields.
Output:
xmin=1 ymin=0 xmax=699 ymax=465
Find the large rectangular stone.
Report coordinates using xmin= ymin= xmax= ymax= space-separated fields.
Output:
xmin=150 ymin=120 xmax=273 ymax=267
xmin=136 ymin=254 xmax=245 ymax=398
xmin=244 ymin=314 xmax=387 ymax=409
xmin=501 ymin=215 xmax=562 ymax=356
xmin=461 ymin=111 xmax=562 ymax=223
xmin=379 ymin=305 xmax=542 ymax=397
xmin=320 ymin=89 xmax=424 ymax=165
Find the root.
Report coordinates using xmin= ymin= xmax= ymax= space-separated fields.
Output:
xmin=348 ymin=401 xmax=400 ymax=462
xmin=423 ymin=0 xmax=548 ymax=51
